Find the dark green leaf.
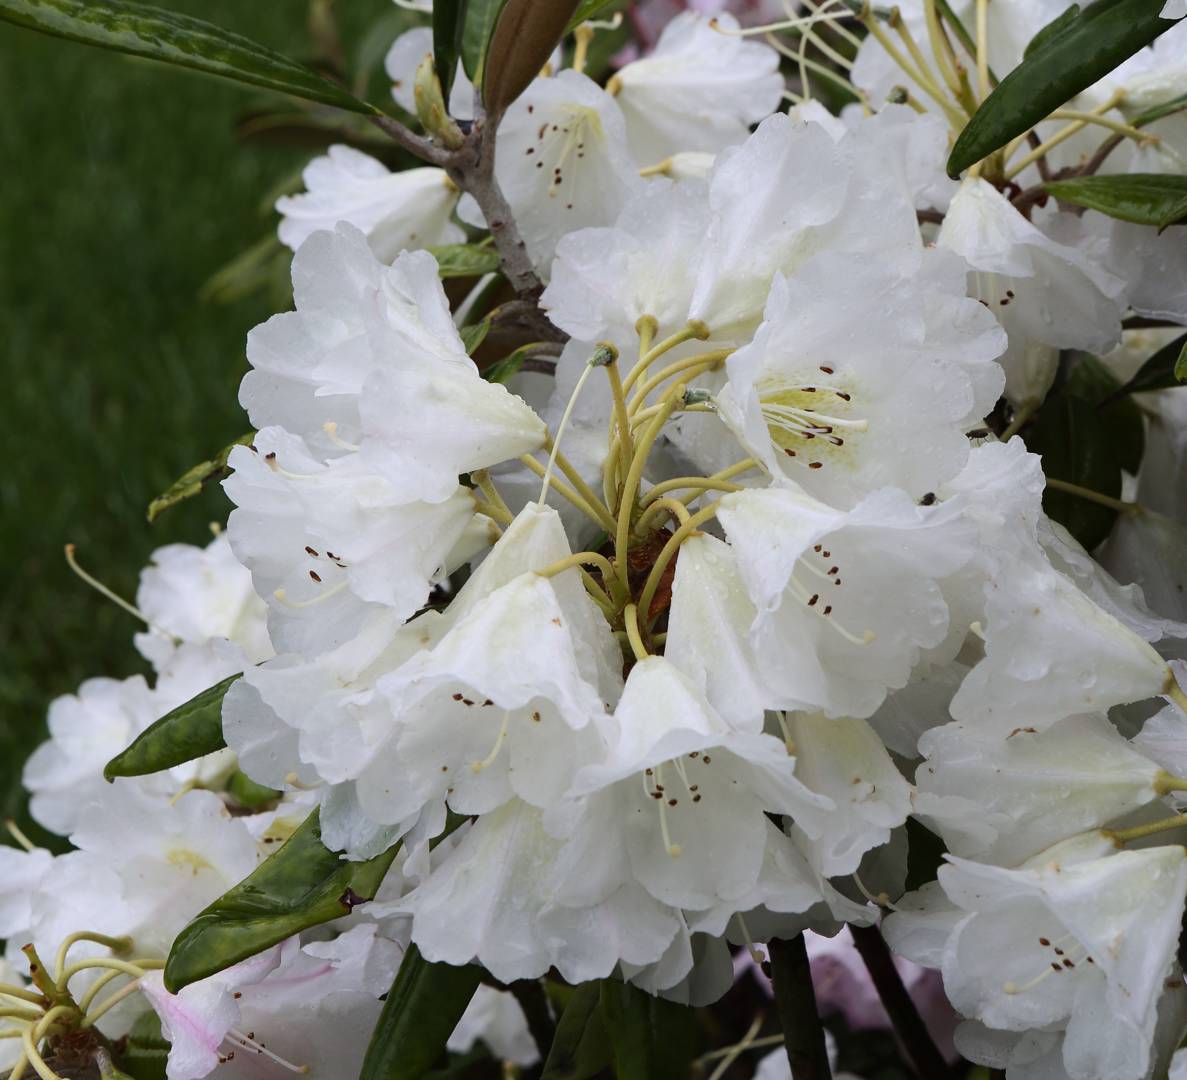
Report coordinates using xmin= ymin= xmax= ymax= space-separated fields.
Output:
xmin=433 ymin=0 xmax=468 ymax=99
xmin=104 ymin=674 xmax=238 ymax=781
xmin=460 ymin=319 xmax=492 ymax=356
xmin=115 ymin=1011 xmax=169 ymax=1080
xmin=1158 ymin=192 xmax=1187 ymax=231
xmin=164 ymin=809 xmax=399 ymax=992
xmin=1133 ymin=91 xmax=1187 ymax=126
xmin=483 ymin=344 xmax=535 ymax=384
xmin=226 ymin=770 xmax=282 ymax=809
xmin=0 ymin=0 xmax=375 ymax=114
xmin=460 ymin=0 xmax=506 ymax=83
xmin=565 ymin=0 xmax=619 ymax=31
xmin=1027 ymin=392 xmax=1124 ymax=549
xmin=947 ymin=0 xmax=1182 ymax=177
xmin=147 ymin=433 xmax=254 ymax=523
xmin=429 ymin=243 xmax=502 ymax=279
xmin=1105 ymin=331 xmax=1187 ymax=399
xmin=360 ymin=945 xmax=483 ymax=1080
xmin=1062 ymin=354 xmax=1144 ymax=474
xmin=1023 ymin=4 xmax=1080 ymax=57
xmin=1044 ymin=173 xmax=1187 ymax=227
xmin=1176 ymin=339 xmax=1187 ymax=384
xmin=541 ymin=982 xmax=612 ymax=1080
xmin=598 ymin=980 xmax=696 ymax=1080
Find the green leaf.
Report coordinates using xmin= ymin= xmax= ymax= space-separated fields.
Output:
xmin=1133 ymin=91 xmax=1187 ymax=127
xmin=1027 ymin=391 xmax=1124 ymax=549
xmin=115 ymin=1011 xmax=170 ymax=1080
xmin=0 ymin=0 xmax=376 ymax=115
xmin=433 ymin=0 xmax=468 ymax=99
xmin=1044 ymin=173 xmax=1187 ymax=227
xmin=460 ymin=319 xmax=492 ymax=356
xmin=565 ymin=0 xmax=619 ymax=31
xmin=947 ymin=0 xmax=1182 ymax=177
xmin=1176 ymin=339 xmax=1187 ymax=384
xmin=460 ymin=0 xmax=507 ymax=83
xmin=1105 ymin=331 xmax=1187 ymax=398
xmin=1023 ymin=4 xmax=1080 ymax=57
xmin=483 ymin=344 xmax=535 ymax=384
xmin=1065 ymin=356 xmax=1145 ymax=474
xmin=360 ymin=944 xmax=483 ymax=1080
xmin=1158 ymin=192 xmax=1187 ymax=231
xmin=541 ymin=982 xmax=612 ymax=1080
xmin=226 ymin=770 xmax=282 ymax=809
xmin=104 ymin=674 xmax=238 ymax=781
xmin=164 ymin=809 xmax=399 ymax=992
xmin=147 ymin=433 xmax=254 ymax=523
xmin=428 ymin=243 xmax=502 ymax=279
xmin=598 ymin=980 xmax=696 ymax=1080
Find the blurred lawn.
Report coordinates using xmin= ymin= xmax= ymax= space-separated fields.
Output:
xmin=0 ymin=1 xmax=394 ymax=835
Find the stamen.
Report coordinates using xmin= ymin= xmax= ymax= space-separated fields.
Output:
xmin=1003 ymin=934 xmax=1088 ymax=995
xmin=471 ymin=711 xmax=512 ymax=773
xmin=733 ymin=914 xmax=764 ymax=965
xmin=64 ymin=545 xmax=163 ymax=633
xmin=226 ymin=1029 xmax=310 ymax=1074
xmin=784 ymin=570 xmax=874 ymax=645
xmin=4 ymin=819 xmax=36 ymax=853
xmin=776 ymin=713 xmax=795 ymax=755
xmin=272 ymin=580 xmax=349 ymax=609
xmin=322 ymin=422 xmax=359 ymax=452
xmin=654 ymin=765 xmax=682 ymax=857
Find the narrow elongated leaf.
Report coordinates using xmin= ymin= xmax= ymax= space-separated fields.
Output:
xmin=0 ymin=0 xmax=375 ymax=114
xmin=1106 ymin=331 xmax=1187 ymax=399
xmin=164 ymin=809 xmax=398 ymax=992
xmin=104 ymin=675 xmax=238 ymax=781
xmin=147 ymin=433 xmax=254 ymax=522
xmin=460 ymin=319 xmax=492 ymax=356
xmin=1134 ymin=91 xmax=1187 ymax=127
xmin=428 ymin=243 xmax=501 ymax=278
xmin=1177 ymin=340 xmax=1187 ymax=384
xmin=565 ymin=0 xmax=619 ymax=31
xmin=599 ymin=980 xmax=696 ymax=1080
xmin=1044 ymin=174 xmax=1187 ymax=227
xmin=360 ymin=945 xmax=482 ymax=1080
xmin=947 ymin=0 xmax=1182 ymax=177
xmin=433 ymin=0 xmax=468 ymax=99
xmin=460 ymin=0 xmax=507 ymax=82
xmin=1064 ymin=355 xmax=1144 ymax=475
xmin=541 ymin=982 xmax=612 ymax=1080
xmin=1158 ymin=193 xmax=1187 ymax=231
xmin=1023 ymin=3 xmax=1079 ymax=57
xmin=483 ymin=343 xmax=534 ymax=384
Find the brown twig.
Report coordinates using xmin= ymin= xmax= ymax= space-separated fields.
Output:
xmin=768 ymin=934 xmax=832 ymax=1080
xmin=849 ymin=923 xmax=948 ymax=1080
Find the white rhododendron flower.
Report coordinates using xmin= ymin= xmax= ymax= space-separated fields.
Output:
xmin=11 ymin=1 xmax=1187 ymax=1076
xmin=277 ymin=148 xmax=463 ymax=264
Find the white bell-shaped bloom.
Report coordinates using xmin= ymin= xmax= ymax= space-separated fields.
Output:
xmin=915 ymin=714 xmax=1166 ymax=866
xmin=241 ymin=226 xmax=543 ymax=468
xmin=460 ymin=70 xmax=642 ymax=275
xmin=352 ymin=507 xmax=619 ymax=834
xmin=950 ymin=549 xmax=1172 ymax=732
xmin=393 ymin=799 xmax=685 ymax=985
xmin=938 ymin=180 xmax=1127 ymax=407
xmin=713 ymin=253 xmax=1004 ymax=507
xmin=887 ymin=836 xmax=1187 ymax=1080
xmin=21 ymin=675 xmax=161 ymax=836
xmin=133 ymin=532 xmax=271 ymax=673
xmin=608 ymin=12 xmax=782 ymax=164
xmin=717 ymin=484 xmax=977 ymax=719
xmin=141 ymin=924 xmax=400 ymax=1080
xmin=224 ymin=428 xmax=477 ymax=656
xmin=277 ymin=147 xmax=463 ymax=263
xmin=780 ymin=711 xmax=913 ymax=877
xmin=448 ymin=986 xmax=540 ymax=1068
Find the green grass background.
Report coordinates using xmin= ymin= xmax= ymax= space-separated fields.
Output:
xmin=0 ymin=1 xmax=401 ymax=837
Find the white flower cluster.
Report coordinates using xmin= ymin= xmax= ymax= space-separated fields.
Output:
xmin=7 ymin=2 xmax=1187 ymax=1079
